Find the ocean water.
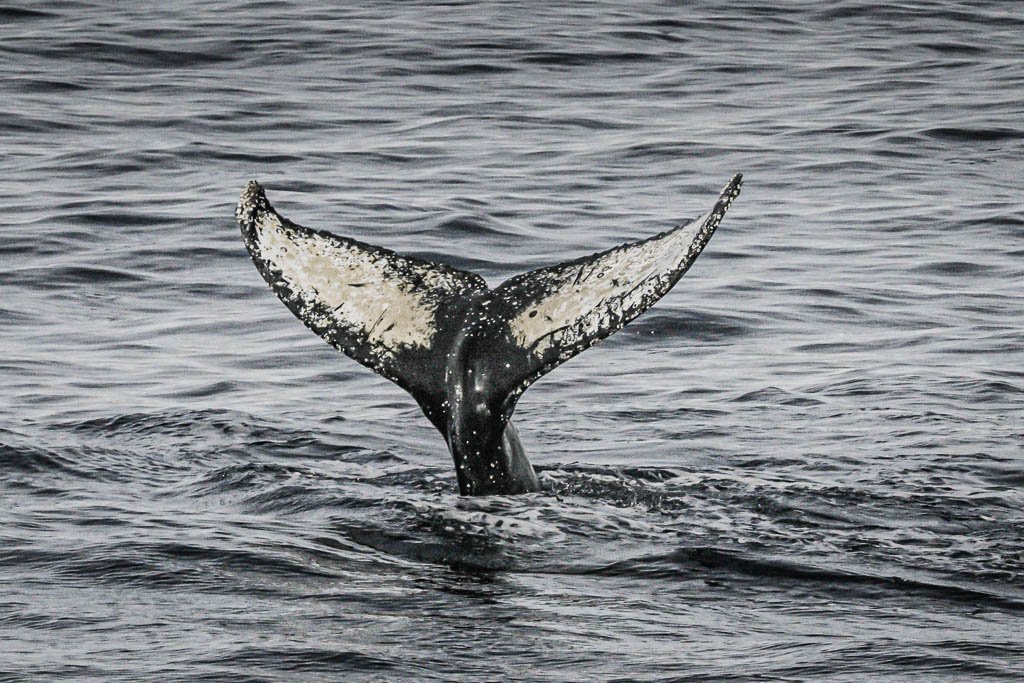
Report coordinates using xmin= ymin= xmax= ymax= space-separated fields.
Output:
xmin=2 ymin=1 xmax=1023 ymax=680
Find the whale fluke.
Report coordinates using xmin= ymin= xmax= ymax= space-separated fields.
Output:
xmin=237 ymin=174 xmax=742 ymax=495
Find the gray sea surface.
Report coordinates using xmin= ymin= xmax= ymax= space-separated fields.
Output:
xmin=2 ymin=1 xmax=1023 ymax=681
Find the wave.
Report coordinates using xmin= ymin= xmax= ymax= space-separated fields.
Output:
xmin=576 ymin=546 xmax=1024 ymax=611
xmin=922 ymin=126 xmax=1023 ymax=143
xmin=30 ymin=40 xmax=236 ymax=69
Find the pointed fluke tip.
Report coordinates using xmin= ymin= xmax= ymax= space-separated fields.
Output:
xmin=727 ymin=172 xmax=743 ymax=195
xmin=236 ymin=179 xmax=270 ymax=226
xmin=715 ymin=172 xmax=743 ymax=211
xmin=691 ymin=173 xmax=743 ymax=238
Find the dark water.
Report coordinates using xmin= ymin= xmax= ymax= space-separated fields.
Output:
xmin=2 ymin=1 xmax=1023 ymax=680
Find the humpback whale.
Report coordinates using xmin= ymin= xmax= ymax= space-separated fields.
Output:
xmin=236 ymin=173 xmax=742 ymax=495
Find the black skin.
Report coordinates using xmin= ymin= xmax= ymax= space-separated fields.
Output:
xmin=442 ymin=293 xmax=540 ymax=495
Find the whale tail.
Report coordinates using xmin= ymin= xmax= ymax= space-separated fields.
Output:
xmin=237 ymin=174 xmax=741 ymax=491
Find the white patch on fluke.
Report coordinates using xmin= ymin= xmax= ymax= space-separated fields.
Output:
xmin=504 ymin=173 xmax=741 ymax=359
xmin=254 ymin=211 xmax=438 ymax=355
xmin=509 ymin=219 xmax=703 ymax=355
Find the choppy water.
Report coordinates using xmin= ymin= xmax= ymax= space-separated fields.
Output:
xmin=3 ymin=1 xmax=1023 ymax=680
